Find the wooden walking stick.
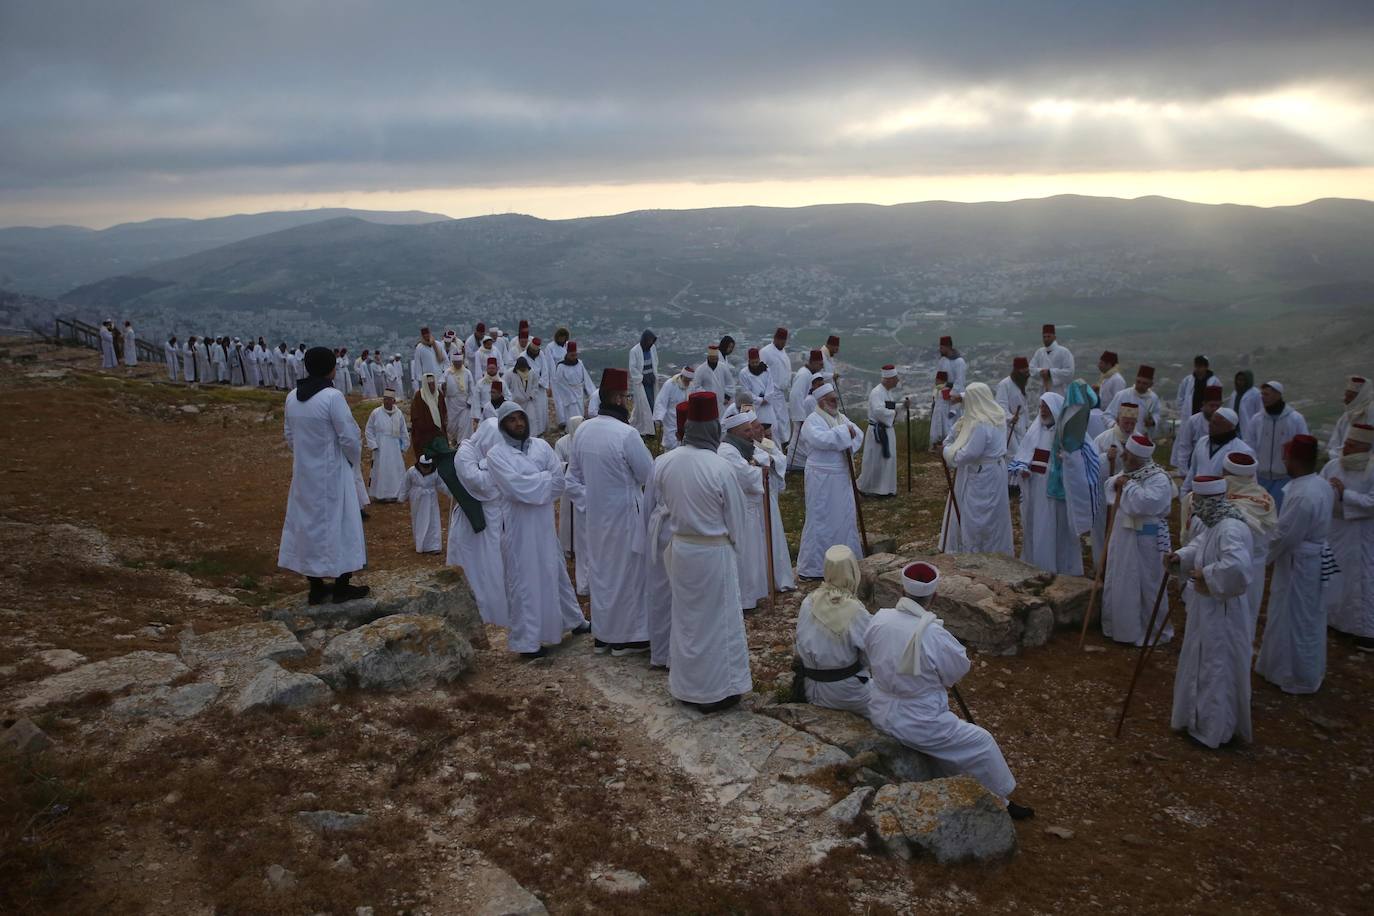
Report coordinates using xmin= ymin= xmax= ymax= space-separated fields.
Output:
xmin=1005 ymin=405 xmax=1021 ymax=450
xmin=762 ymin=463 xmax=778 ymax=612
xmin=905 ymin=396 xmax=913 ymax=493
xmin=1114 ymin=571 xmax=1173 ymax=738
xmin=938 ymin=452 xmax=963 ymax=553
xmin=951 ymin=685 xmax=976 ymax=725
xmin=845 ymin=444 xmax=871 ymax=556
xmin=1079 ymin=482 xmax=1125 ymax=648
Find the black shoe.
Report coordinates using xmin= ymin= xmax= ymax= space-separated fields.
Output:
xmin=521 ymin=648 xmax=549 ymax=660
xmin=797 ymin=575 xmax=823 ymax=582
xmin=1356 ymin=637 xmax=1374 ymax=653
xmin=611 ymin=641 xmax=650 ymax=657
xmin=695 ymin=695 xmax=741 ymax=714
xmin=307 ymin=582 xmax=332 ymax=605
xmin=593 ymin=639 xmax=611 ymax=655
xmin=360 ymin=510 xmax=370 ymax=522
xmin=333 ymin=583 xmax=371 ymax=603
xmin=571 ymin=623 xmax=591 ymax=635
xmin=1007 ymin=801 xmax=1035 ymax=821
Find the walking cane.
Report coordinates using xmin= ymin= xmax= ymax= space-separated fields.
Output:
xmin=762 ymin=464 xmax=778 ymax=612
xmin=951 ymin=685 xmax=976 ymax=725
xmin=938 ymin=452 xmax=963 ymax=553
xmin=1114 ymin=571 xmax=1173 ymax=738
xmin=845 ymin=443 xmax=871 ymax=556
xmin=1005 ymin=406 xmax=1021 ymax=450
xmin=904 ymin=396 xmax=913 ymax=493
xmin=1079 ymin=483 xmax=1125 ymax=648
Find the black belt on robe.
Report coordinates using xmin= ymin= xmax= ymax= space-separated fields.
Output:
xmin=423 ymin=435 xmax=486 ymax=533
xmin=790 ymin=655 xmax=865 ymax=702
xmin=873 ymin=422 xmax=891 ymax=460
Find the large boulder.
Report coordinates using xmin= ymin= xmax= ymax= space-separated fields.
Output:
xmin=233 ymin=661 xmax=331 ymax=713
xmin=758 ymin=703 xmax=938 ymax=783
xmin=180 ymin=620 xmax=305 ymax=669
xmin=319 ymin=614 xmax=474 ymax=690
xmin=870 ymin=776 xmax=1017 ymax=864
xmin=109 ymin=682 xmax=221 ymax=720
xmin=264 ymin=569 xmax=483 ymax=646
xmin=15 ymin=651 xmax=189 ymax=712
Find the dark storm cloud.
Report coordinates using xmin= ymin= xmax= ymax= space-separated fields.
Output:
xmin=1 ymin=1 xmax=1372 ymax=198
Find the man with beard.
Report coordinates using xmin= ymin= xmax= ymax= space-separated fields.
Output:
xmin=442 ymin=351 xmax=478 ymax=444
xmin=365 ymin=388 xmax=409 ymax=502
xmin=737 ymin=347 xmax=784 ymax=435
xmin=787 ymin=349 xmax=826 ymax=471
xmin=797 ymin=384 xmax=865 ymax=579
xmin=1230 ymin=370 xmax=1261 ymax=439
xmin=1097 ymin=350 xmax=1125 ymax=411
xmin=483 ymin=379 xmax=505 ymax=421
xmin=122 ymin=321 xmax=137 ymax=369
xmin=691 ymin=343 xmax=731 ymax=413
xmin=463 ymin=322 xmax=488 ymax=367
xmin=1182 ymin=389 xmax=1255 ymax=497
xmin=1099 ymin=434 xmax=1174 ymax=646
xmin=1244 ymin=381 xmax=1310 ymax=508
xmin=569 ymin=368 xmax=654 ymax=655
xmin=503 ymin=356 xmax=542 ymax=436
xmin=857 ymin=365 xmax=901 ymax=498
xmin=1174 ymin=356 xmax=1219 ymax=451
xmin=653 ymin=392 xmax=752 ymax=711
xmin=552 ymin=341 xmax=597 ymax=428
xmin=1322 ymin=423 xmax=1374 ymax=651
xmin=410 ymin=372 xmax=448 ymax=463
xmin=629 ymin=330 xmax=659 ymax=437
xmin=940 ymin=382 xmax=1013 ymax=555
xmin=486 ymin=401 xmax=588 ymax=659
xmin=1327 ymin=376 xmax=1373 ymax=459
xmin=475 ymin=355 xmax=501 ymax=410
xmin=1106 ymin=365 xmax=1161 ymax=434
xmin=1029 ymin=323 xmax=1074 ymax=398
xmin=936 ymin=335 xmax=967 ymax=408
xmin=995 ymin=356 xmax=1031 ymax=454
xmin=278 ymin=346 xmax=369 ymax=606
xmin=652 ymin=365 xmax=695 ymax=450
xmin=759 ymin=327 xmax=793 ymax=448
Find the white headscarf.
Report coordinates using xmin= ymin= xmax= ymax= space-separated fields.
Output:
xmin=808 ymin=545 xmax=867 ymax=636
xmin=944 ymin=381 xmax=1006 ymax=457
xmin=1343 ymin=376 xmax=1373 ymax=427
xmin=419 ymin=372 xmax=442 ymax=426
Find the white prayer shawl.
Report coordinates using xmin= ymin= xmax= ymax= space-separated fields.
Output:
xmin=211 ymin=343 xmax=227 ymax=381
xmin=245 ymin=348 xmax=260 ymax=386
xmin=1184 ymin=433 xmax=1255 ymax=494
xmin=856 ymin=383 xmax=898 ymax=496
xmin=759 ymin=344 xmax=793 ymax=443
xmin=690 ymin=360 xmax=731 ymax=413
xmin=797 ymin=409 xmax=864 ymax=578
xmin=737 ymin=367 xmax=784 ymax=431
xmin=122 ymin=327 xmax=137 ymax=366
xmin=364 ymin=405 xmax=410 ymax=500
xmin=655 ymin=444 xmax=753 ymax=704
xmin=1322 ymin=457 xmax=1374 ymax=638
xmin=865 ymin=603 xmax=1016 ymax=800
xmin=1100 ymin=468 xmax=1174 ymax=646
xmin=273 ymin=349 xmax=288 ymax=387
xmin=1255 ymin=474 xmax=1332 ymax=694
xmin=443 ymin=368 xmax=478 ymax=443
xmin=551 ymin=361 xmax=596 ymax=425
xmin=652 ymin=377 xmax=691 ymax=449
xmin=629 ymin=344 xmax=659 ymax=435
xmin=1029 ymin=341 xmax=1074 ymax=397
xmin=994 ymin=376 xmax=1030 ymax=454
xmin=1327 ymin=403 xmax=1374 ymax=459
xmin=758 ymin=436 xmax=794 ymax=591
xmin=488 ymin=436 xmax=586 ymax=651
xmin=1106 ymin=386 xmax=1162 ymax=435
xmin=1243 ymin=405 xmax=1310 ymax=479
xmin=554 ymin=425 xmax=592 ymax=595
xmin=1011 ymin=415 xmax=1082 ymax=575
xmin=1171 ymin=516 xmax=1254 ymax=747
xmin=278 ymin=387 xmax=366 ymax=577
xmin=642 ymin=456 xmax=676 ymax=667
xmin=163 ymin=343 xmax=180 ymax=380
xmin=99 ymin=326 xmax=117 ymax=368
xmin=401 ymin=467 xmax=443 ymax=552
xmin=181 ymin=344 xmax=197 ymax=381
xmin=449 ymin=420 xmax=509 ymax=626
xmin=568 ymin=415 xmax=654 ymax=643
xmin=939 ymin=421 xmax=1013 ymax=555
xmin=795 ymin=594 xmax=872 ymax=714
xmin=717 ymin=440 xmax=769 ymax=610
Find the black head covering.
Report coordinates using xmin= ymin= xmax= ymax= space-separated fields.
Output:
xmin=296 ymin=346 xmax=337 ymax=402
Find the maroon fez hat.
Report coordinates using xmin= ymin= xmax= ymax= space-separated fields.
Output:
xmin=600 ymin=367 xmax=629 ymax=393
xmin=1137 ymin=364 xmax=1155 ymax=380
xmin=675 ymin=400 xmax=690 ymax=440
xmin=939 ymin=335 xmax=952 ymax=347
xmin=1284 ymin=434 xmax=1319 ymax=461
xmin=686 ymin=391 xmax=719 ymax=422
xmin=1012 ymin=356 xmax=1029 ymax=370
xmin=748 ymin=347 xmax=760 ymax=360
xmin=1042 ymin=323 xmax=1055 ymax=334
xmin=808 ymin=348 xmax=823 ymax=362
xmin=1101 ymin=350 xmax=1118 ymax=363
xmin=826 ymin=334 xmax=840 ymax=347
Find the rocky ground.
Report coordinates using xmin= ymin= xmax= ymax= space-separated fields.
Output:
xmin=2 ymin=338 xmax=1372 ymax=915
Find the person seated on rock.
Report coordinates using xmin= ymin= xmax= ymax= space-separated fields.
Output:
xmin=865 ymin=562 xmax=1033 ymax=820
xmin=792 ymin=545 xmax=872 ymax=714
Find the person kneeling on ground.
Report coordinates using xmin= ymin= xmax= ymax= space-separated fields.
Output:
xmin=792 ymin=544 xmax=872 ymax=714
xmin=865 ymin=561 xmax=1033 ymax=820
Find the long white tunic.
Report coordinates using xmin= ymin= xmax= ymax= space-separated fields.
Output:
xmin=164 ymin=343 xmax=180 ymax=380
xmin=1255 ymin=474 xmax=1332 ymax=694
xmin=182 ymin=344 xmax=197 ymax=381
xmin=1322 ymin=458 xmax=1374 ymax=637
xmin=655 ymin=444 xmax=752 ymax=704
xmin=1244 ymin=406 xmax=1310 ymax=481
xmin=502 ymin=368 xmax=544 ymax=439
xmin=488 ymin=436 xmax=586 ymax=652
xmin=442 ymin=369 xmax=478 ymax=443
xmin=401 ymin=467 xmax=443 ymax=552
xmin=1098 ymin=370 xmax=1125 ymax=414
xmin=1174 ymin=372 xmax=1219 ymax=435
xmin=1183 ymin=431 xmax=1255 ymax=494
xmin=278 ymin=387 xmax=366 ymax=578
xmin=413 ymin=341 xmax=445 ymax=388
xmin=1100 ymin=468 xmax=1174 ymax=646
xmin=994 ymin=377 xmax=1029 ymax=455
xmin=787 ymin=368 xmax=821 ymax=468
xmin=737 ymin=367 xmax=784 ymax=431
xmin=795 ymin=598 xmax=871 ymax=714
xmin=629 ymin=344 xmax=659 ymax=436
xmin=690 ymin=360 xmax=731 ymax=413
xmin=1231 ymin=387 xmax=1262 ymax=440
xmin=122 ymin=327 xmax=137 ymax=366
xmin=866 ymin=600 xmax=1016 ymax=799
xmin=569 ymin=415 xmax=654 ymax=644
xmin=1029 ymin=342 xmax=1074 ymax=398
xmin=1328 ymin=404 xmax=1374 ymax=458
xmin=759 ymin=344 xmax=793 ymax=444
xmin=652 ymin=378 xmax=692 ymax=449
xmin=718 ymin=440 xmax=769 ymax=610
xmin=99 ymin=327 xmax=117 ymax=368
xmin=642 ymin=456 xmax=676 ymax=667
xmin=1171 ymin=516 xmax=1254 ymax=748
xmin=450 ymin=421 xmax=509 ymax=627
xmin=797 ymin=410 xmax=864 ymax=578
xmin=856 ymin=383 xmax=898 ymax=496
xmin=552 ymin=361 xmax=596 ymax=426
xmin=1010 ymin=421 xmax=1082 ymax=575
xmin=211 ymin=344 xmax=227 ymax=382
xmin=940 ymin=422 xmax=1013 ymax=555
xmin=1106 ymin=386 xmax=1162 ymax=436
xmin=758 ymin=437 xmax=795 ymax=591
xmin=364 ymin=405 xmax=409 ymax=500
xmin=554 ymin=431 xmax=592 ymax=595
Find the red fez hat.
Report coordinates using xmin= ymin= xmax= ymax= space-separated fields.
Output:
xmin=809 ymin=349 xmax=823 ymax=362
xmin=774 ymin=327 xmax=789 ymax=338
xmin=1012 ymin=356 xmax=1029 ymax=370
xmin=1353 ymin=376 xmax=1367 ymax=384
xmin=486 ymin=357 xmax=498 ymax=368
xmin=475 ymin=322 xmax=486 ymax=332
xmin=1204 ymin=384 xmax=1224 ymax=400
xmin=531 ymin=337 xmax=542 ymax=346
xmin=1101 ymin=350 xmax=1118 ymax=363
xmin=686 ymin=390 xmax=719 ymax=422
xmin=748 ymin=347 xmax=760 ymax=360
xmin=675 ymin=401 xmax=690 ymax=441
xmin=1042 ymin=323 xmax=1055 ymax=334
xmin=1284 ymin=434 xmax=1319 ymax=461
xmin=826 ymin=335 xmax=840 ymax=347
xmin=600 ymin=367 xmax=629 ymax=393
xmin=1137 ymin=365 xmax=1155 ymax=379
xmin=567 ymin=341 xmax=578 ymax=353
xmin=935 ymin=371 xmax=949 ymax=381
xmin=939 ymin=335 xmax=953 ymax=347
xmin=882 ymin=363 xmax=895 ymax=371
xmin=490 ymin=379 xmax=503 ymax=393
xmin=518 ymin=319 xmax=529 ymax=330
xmin=1227 ymin=452 xmax=1256 ymax=466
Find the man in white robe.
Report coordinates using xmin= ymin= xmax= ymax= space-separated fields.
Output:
xmin=940 ymin=382 xmax=1013 ymax=555
xmin=278 ymin=347 xmax=369 ymax=606
xmin=1255 ymin=435 xmax=1332 ymax=694
xmin=164 ymin=337 xmax=180 ymax=381
xmin=1183 ymin=401 xmax=1255 ymax=498
xmin=365 ymin=389 xmax=409 ymax=501
xmin=463 ymin=322 xmax=487 ymax=367
xmin=230 ymin=339 xmax=247 ymax=386
xmin=1028 ymin=322 xmax=1073 ymax=398
xmin=857 ymin=365 xmax=900 ymax=497
xmin=821 ymin=334 xmax=842 ymax=390
xmin=273 ymin=344 xmax=290 ymax=389
xmin=1097 ymin=350 xmax=1125 ymax=412
xmin=787 ymin=350 xmax=826 ymax=469
xmin=1168 ymin=475 xmax=1254 ymax=748
xmin=690 ymin=343 xmax=731 ymax=413
xmin=442 ymin=352 xmax=478 ymax=444
xmin=1099 ymin=434 xmax=1174 ymax=646
xmin=412 ymin=327 xmax=446 ymax=387
xmin=1229 ymin=370 xmax=1262 ymax=440
xmin=211 ymin=338 xmax=228 ymax=382
xmin=1327 ymin=375 xmax=1373 ymax=459
xmin=486 ymin=402 xmax=588 ymax=657
xmin=794 ymin=545 xmax=871 ymax=714
xmin=994 ymin=357 xmax=1031 ymax=455
xmin=1174 ymin=381 xmax=1221 ymax=476
xmin=401 ymin=455 xmax=443 ymax=553
xmin=569 ymin=368 xmax=654 ymax=654
xmin=98 ymin=320 xmax=117 ymax=368
xmin=1322 ymin=423 xmax=1374 ymax=651
xmin=355 ymin=351 xmax=374 ymax=397
xmin=866 ymin=562 xmax=1033 ymax=818
xmin=1010 ymin=392 xmax=1081 ymax=574
xmin=653 ymin=365 xmax=694 ymax=450
xmin=797 ymin=384 xmax=864 ymax=579
xmin=384 ymin=356 xmax=404 ymax=398
xmin=928 ymin=370 xmax=956 ymax=449
xmin=552 ymin=342 xmax=596 ymax=428
xmin=629 ymin=330 xmax=659 ymax=437
xmin=122 ymin=322 xmax=137 ymax=367
xmin=1244 ymin=380 xmax=1310 ymax=509
xmin=503 ymin=356 xmax=544 ymax=437
xmin=935 ymin=335 xmax=967 ymax=437
xmin=737 ymin=348 xmax=784 ymax=435
xmin=759 ymin=327 xmax=793 ymax=447
xmin=1106 ymin=364 xmax=1161 ymax=435
xmin=750 ymin=406 xmax=795 ymax=593
xmin=642 ymin=424 xmax=679 ymax=670
xmin=449 ymin=418 xmax=510 ymax=627
xmin=555 ymin=416 xmax=592 ymax=596
xmin=181 ymin=338 xmax=198 ymax=382
xmin=199 ymin=338 xmax=216 ymax=384
xmin=1173 ymin=356 xmax=1219 ymax=463
xmin=718 ymin=409 xmax=769 ymax=613
xmin=654 ymin=391 xmax=752 ymax=711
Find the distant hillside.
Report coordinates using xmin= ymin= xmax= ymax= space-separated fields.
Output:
xmin=0 ymin=208 xmax=450 ymax=296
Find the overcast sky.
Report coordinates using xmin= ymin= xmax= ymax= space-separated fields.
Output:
xmin=3 ymin=0 xmax=1373 ymax=227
